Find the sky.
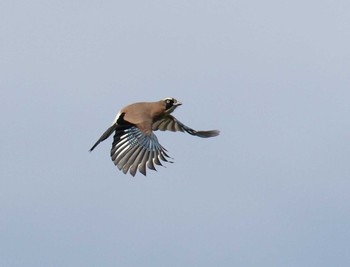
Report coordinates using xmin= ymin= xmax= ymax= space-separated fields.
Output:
xmin=1 ymin=0 xmax=350 ymax=266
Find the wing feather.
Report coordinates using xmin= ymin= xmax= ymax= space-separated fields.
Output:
xmin=110 ymin=125 xmax=171 ymax=176
xmin=153 ymin=115 xmax=220 ymax=138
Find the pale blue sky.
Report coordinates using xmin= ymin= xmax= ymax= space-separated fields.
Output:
xmin=1 ymin=0 xmax=350 ymax=266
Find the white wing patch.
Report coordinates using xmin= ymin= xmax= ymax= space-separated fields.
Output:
xmin=111 ymin=111 xmax=122 ymax=125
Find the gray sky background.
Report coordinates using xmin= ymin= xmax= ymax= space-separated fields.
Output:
xmin=1 ymin=0 xmax=350 ymax=266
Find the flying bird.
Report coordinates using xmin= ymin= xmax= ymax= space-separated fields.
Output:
xmin=90 ymin=97 xmax=220 ymax=176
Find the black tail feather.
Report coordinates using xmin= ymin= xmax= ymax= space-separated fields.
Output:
xmin=89 ymin=124 xmax=117 ymax=152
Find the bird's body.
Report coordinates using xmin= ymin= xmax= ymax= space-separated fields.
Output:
xmin=90 ymin=97 xmax=219 ymax=176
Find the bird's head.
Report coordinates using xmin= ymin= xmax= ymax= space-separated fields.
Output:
xmin=162 ymin=97 xmax=182 ymax=114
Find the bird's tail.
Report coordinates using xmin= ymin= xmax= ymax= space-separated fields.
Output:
xmin=89 ymin=124 xmax=117 ymax=152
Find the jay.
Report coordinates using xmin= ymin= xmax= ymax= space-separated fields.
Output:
xmin=90 ymin=97 xmax=219 ymax=176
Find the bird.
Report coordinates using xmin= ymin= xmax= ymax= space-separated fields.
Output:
xmin=90 ymin=97 xmax=220 ymax=176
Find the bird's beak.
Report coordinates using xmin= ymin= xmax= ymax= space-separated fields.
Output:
xmin=175 ymin=101 xmax=182 ymax=106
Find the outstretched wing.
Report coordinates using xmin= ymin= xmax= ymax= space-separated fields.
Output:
xmin=152 ymin=115 xmax=220 ymax=138
xmin=110 ymin=124 xmax=172 ymax=177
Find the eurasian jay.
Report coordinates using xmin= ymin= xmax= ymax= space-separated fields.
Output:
xmin=90 ymin=97 xmax=219 ymax=176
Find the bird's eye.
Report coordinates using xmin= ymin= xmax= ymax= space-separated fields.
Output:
xmin=165 ymin=99 xmax=174 ymax=109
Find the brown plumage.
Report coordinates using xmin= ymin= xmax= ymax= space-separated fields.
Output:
xmin=90 ymin=97 xmax=220 ymax=176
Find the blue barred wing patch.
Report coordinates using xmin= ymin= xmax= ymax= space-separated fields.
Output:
xmin=110 ymin=126 xmax=172 ymax=176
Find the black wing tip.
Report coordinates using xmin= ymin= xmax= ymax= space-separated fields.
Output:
xmin=209 ymin=130 xmax=220 ymax=137
xmin=196 ymin=129 xmax=220 ymax=138
xmin=115 ymin=157 xmax=170 ymax=176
